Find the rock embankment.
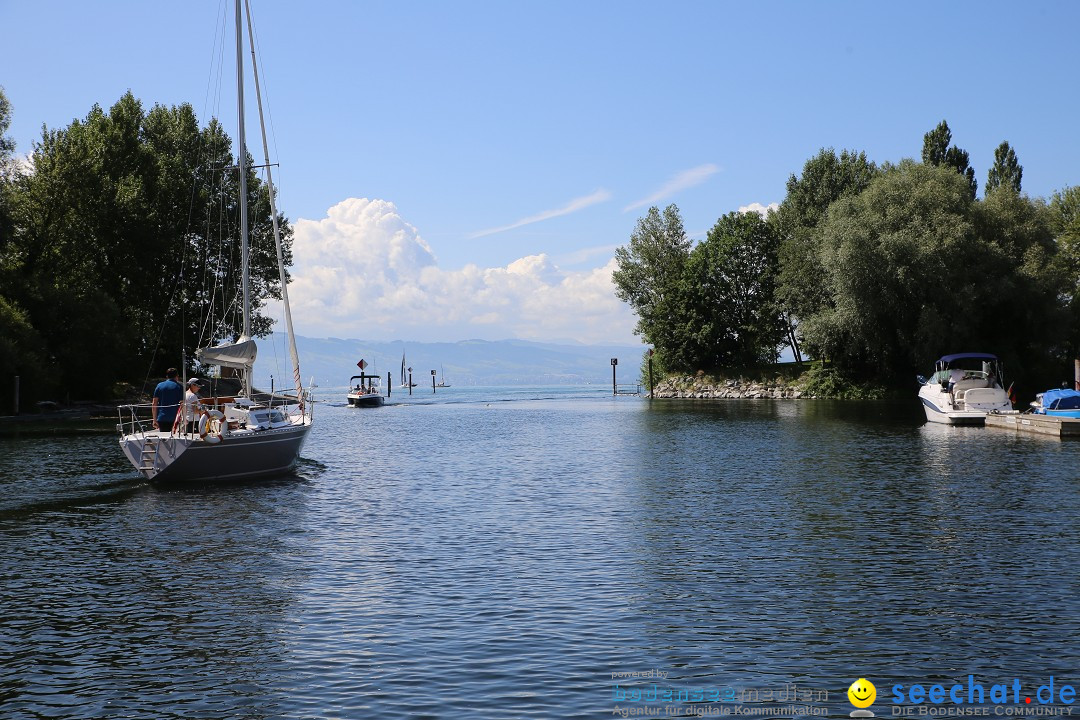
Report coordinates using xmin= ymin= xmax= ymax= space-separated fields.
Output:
xmin=651 ymin=376 xmax=806 ymax=399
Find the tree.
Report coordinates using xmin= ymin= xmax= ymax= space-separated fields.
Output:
xmin=0 ymin=87 xmax=51 ymax=411
xmin=1050 ymin=186 xmax=1080 ymax=362
xmin=975 ymin=187 xmax=1062 ymax=384
xmin=0 ymin=86 xmax=16 ymax=267
xmin=681 ymin=210 xmax=785 ymax=369
xmin=612 ymin=205 xmax=691 ymax=363
xmin=986 ymin=140 xmax=1023 ymax=195
xmin=800 ymin=160 xmax=1059 ymax=380
xmin=5 ymin=92 xmax=293 ymax=400
xmin=0 ymin=86 xmax=14 ymax=167
xmin=773 ymin=148 xmax=877 ymax=360
xmin=922 ymin=120 xmax=977 ymax=199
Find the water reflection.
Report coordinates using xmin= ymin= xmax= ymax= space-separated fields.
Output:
xmin=2 ymin=394 xmax=1079 ymax=718
xmin=0 ymin=437 xmax=315 ymax=718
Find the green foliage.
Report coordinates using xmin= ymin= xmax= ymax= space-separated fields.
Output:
xmin=614 ymin=206 xmax=786 ymax=375
xmin=1 ymin=92 xmax=293 ymax=400
xmin=1049 ymin=186 xmax=1080 ymax=359
xmin=0 ymin=295 xmax=53 ymax=411
xmin=638 ymin=348 xmax=665 ymax=387
xmin=0 ymin=86 xmax=14 ymax=165
xmin=922 ymin=120 xmax=977 ymax=199
xmin=680 ymin=211 xmax=785 ymax=369
xmin=612 ymin=129 xmax=1074 ymax=395
xmin=774 ymin=148 xmax=877 ymax=329
xmin=986 ymin=141 xmax=1023 ymax=195
xmin=612 ymin=204 xmax=691 ymax=360
xmin=798 ymin=364 xmax=889 ymax=400
xmin=797 ymin=160 xmax=1061 ymax=379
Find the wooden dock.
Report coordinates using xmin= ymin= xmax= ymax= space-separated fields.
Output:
xmin=985 ymin=413 xmax=1080 ymax=438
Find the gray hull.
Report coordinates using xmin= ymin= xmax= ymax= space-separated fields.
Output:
xmin=120 ymin=421 xmax=311 ymax=483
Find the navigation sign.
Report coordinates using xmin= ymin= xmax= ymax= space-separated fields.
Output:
xmin=357 ymin=359 xmax=367 ymax=370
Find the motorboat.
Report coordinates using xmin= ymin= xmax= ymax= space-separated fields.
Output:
xmin=1030 ymin=388 xmax=1080 ymax=418
xmin=117 ymin=0 xmax=313 ymax=482
xmin=917 ymin=352 xmax=1013 ymax=424
xmin=348 ymin=372 xmax=385 ymax=408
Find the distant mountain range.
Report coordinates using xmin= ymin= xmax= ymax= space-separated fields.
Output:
xmin=252 ymin=334 xmax=647 ymax=388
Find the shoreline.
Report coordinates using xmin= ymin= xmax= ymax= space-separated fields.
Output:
xmin=650 ymin=376 xmax=807 ymax=400
xmin=0 ymin=404 xmax=121 ymax=436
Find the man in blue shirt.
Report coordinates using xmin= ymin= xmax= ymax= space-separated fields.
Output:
xmin=151 ymin=368 xmax=184 ymax=432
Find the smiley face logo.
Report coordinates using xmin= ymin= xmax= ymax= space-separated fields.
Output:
xmin=848 ymin=678 xmax=876 ymax=709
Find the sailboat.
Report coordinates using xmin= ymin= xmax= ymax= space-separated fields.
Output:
xmin=399 ymin=353 xmax=416 ymax=388
xmin=117 ymin=0 xmax=313 ymax=482
xmin=436 ymin=365 xmax=451 ymax=388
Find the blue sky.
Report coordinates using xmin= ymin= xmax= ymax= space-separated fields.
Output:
xmin=3 ymin=1 xmax=1079 ymax=346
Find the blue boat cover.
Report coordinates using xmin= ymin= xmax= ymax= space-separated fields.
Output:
xmin=1041 ymin=388 xmax=1080 ymax=410
xmin=938 ymin=352 xmax=999 ymax=363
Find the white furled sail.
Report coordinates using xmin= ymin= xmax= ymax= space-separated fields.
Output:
xmin=196 ymin=337 xmax=258 ymax=370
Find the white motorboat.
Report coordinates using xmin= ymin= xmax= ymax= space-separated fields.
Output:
xmin=347 ymin=372 xmax=385 ymax=408
xmin=917 ymin=352 xmax=1013 ymax=424
xmin=117 ymin=0 xmax=312 ymax=482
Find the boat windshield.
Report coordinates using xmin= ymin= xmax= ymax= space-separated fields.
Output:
xmin=935 ymin=357 xmax=1000 ymax=379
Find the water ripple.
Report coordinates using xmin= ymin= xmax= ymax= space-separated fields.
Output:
xmin=1 ymin=394 xmax=1078 ymax=718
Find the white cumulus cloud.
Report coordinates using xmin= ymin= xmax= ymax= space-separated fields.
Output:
xmin=738 ymin=202 xmax=779 ymax=217
xmin=288 ymin=198 xmax=637 ymax=344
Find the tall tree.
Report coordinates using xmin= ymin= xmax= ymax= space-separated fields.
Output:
xmin=1050 ymin=186 xmax=1080 ymax=362
xmin=0 ymin=86 xmax=16 ymax=259
xmin=800 ymin=160 xmax=1058 ymax=380
xmin=7 ymin=92 xmax=293 ymax=400
xmin=986 ymin=140 xmax=1023 ymax=194
xmin=681 ymin=210 xmax=785 ymax=370
xmin=0 ymin=87 xmax=52 ymax=411
xmin=773 ymin=148 xmax=877 ymax=359
xmin=612 ymin=205 xmax=691 ymax=364
xmin=922 ymin=120 xmax=977 ymax=199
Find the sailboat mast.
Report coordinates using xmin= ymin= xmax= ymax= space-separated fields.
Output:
xmin=233 ymin=0 xmax=253 ymax=398
xmin=235 ymin=0 xmax=251 ymax=345
xmin=243 ymin=0 xmax=305 ymax=408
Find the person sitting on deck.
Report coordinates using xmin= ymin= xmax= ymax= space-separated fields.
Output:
xmin=182 ymin=378 xmax=205 ymax=434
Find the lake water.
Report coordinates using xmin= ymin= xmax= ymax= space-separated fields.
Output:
xmin=2 ymin=387 xmax=1078 ymax=719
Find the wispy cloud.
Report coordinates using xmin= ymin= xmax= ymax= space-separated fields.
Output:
xmin=554 ymin=244 xmax=621 ymax=267
xmin=623 ymin=163 xmax=720 ymax=212
xmin=470 ymin=189 xmax=611 ymax=238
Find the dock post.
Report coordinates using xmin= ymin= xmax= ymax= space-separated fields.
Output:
xmin=648 ymin=350 xmax=654 ymax=399
xmin=408 ymin=370 xmax=413 ymax=396
xmin=387 ymin=372 xmax=391 ymax=397
xmin=1075 ymin=358 xmax=1079 ymax=391
xmin=611 ymin=358 xmax=618 ymax=395
xmin=431 ymin=369 xmax=437 ymax=393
